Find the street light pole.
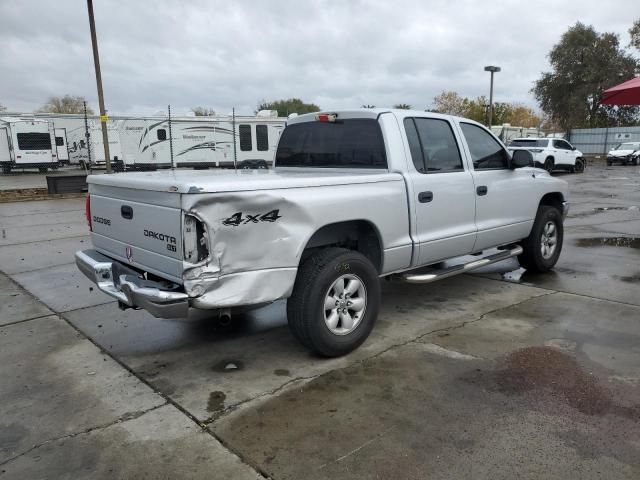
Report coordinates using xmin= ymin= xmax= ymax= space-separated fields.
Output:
xmin=484 ymin=65 xmax=501 ymax=128
xmin=87 ymin=0 xmax=111 ymax=173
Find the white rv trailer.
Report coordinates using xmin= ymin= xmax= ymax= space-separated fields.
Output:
xmin=118 ymin=113 xmax=285 ymax=170
xmin=67 ymin=120 xmax=123 ymax=169
xmin=0 ymin=118 xmax=58 ymax=174
xmin=491 ymin=124 xmax=542 ymax=144
xmin=54 ymin=128 xmax=70 ymax=164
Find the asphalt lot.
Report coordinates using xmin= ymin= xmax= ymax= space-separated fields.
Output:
xmin=0 ymin=164 xmax=639 ymax=479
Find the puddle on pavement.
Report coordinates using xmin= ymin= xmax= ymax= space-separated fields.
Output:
xmin=207 ymin=391 xmax=226 ymax=412
xmin=570 ymin=206 xmax=639 ymax=217
xmin=467 ymin=346 xmax=640 ymax=419
xmin=575 ymin=237 xmax=640 ymax=249
xmin=593 ymin=206 xmax=639 ymax=212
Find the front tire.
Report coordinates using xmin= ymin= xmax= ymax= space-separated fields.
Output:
xmin=518 ymin=206 xmax=563 ymax=273
xmin=287 ymin=248 xmax=380 ymax=357
xmin=572 ymin=158 xmax=584 ymax=173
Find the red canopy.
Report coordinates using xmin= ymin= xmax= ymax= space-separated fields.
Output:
xmin=601 ymin=76 xmax=640 ymax=105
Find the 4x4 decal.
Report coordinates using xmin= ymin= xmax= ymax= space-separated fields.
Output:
xmin=222 ymin=209 xmax=282 ymax=227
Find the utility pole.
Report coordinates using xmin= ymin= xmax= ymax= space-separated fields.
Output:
xmin=484 ymin=65 xmax=501 ymax=128
xmin=86 ymin=0 xmax=111 ymax=173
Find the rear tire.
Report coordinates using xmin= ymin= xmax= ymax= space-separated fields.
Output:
xmin=544 ymin=157 xmax=554 ymax=173
xmin=1 ymin=164 xmax=10 ymax=174
xmin=518 ymin=206 xmax=563 ymax=273
xmin=38 ymin=167 xmax=48 ymax=173
xmin=287 ymin=248 xmax=380 ymax=357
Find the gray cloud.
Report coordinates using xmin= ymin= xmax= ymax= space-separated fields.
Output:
xmin=1 ymin=0 xmax=637 ymax=115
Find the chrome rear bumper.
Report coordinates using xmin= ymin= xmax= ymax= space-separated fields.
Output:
xmin=75 ymin=249 xmax=189 ymax=318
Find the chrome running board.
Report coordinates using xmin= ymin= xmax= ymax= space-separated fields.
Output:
xmin=400 ymin=245 xmax=523 ymax=284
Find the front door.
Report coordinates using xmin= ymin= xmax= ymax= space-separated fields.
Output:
xmin=457 ymin=122 xmax=538 ymax=251
xmin=403 ymin=116 xmax=477 ymax=266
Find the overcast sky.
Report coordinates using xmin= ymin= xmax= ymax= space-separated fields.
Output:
xmin=0 ymin=0 xmax=638 ymax=116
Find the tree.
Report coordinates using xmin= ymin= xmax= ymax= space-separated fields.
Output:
xmin=630 ymin=18 xmax=640 ymax=51
xmin=507 ymin=104 xmax=543 ymax=128
xmin=533 ymin=22 xmax=639 ymax=129
xmin=432 ymin=91 xmax=467 ymax=116
xmin=191 ymin=106 xmax=216 ymax=116
xmin=393 ymin=103 xmax=411 ymax=109
xmin=38 ymin=95 xmax=93 ymax=114
xmin=361 ymin=104 xmax=376 ymax=108
xmin=256 ymin=98 xmax=320 ymax=117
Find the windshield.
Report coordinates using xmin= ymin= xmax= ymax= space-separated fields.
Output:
xmin=275 ymin=119 xmax=387 ymax=168
xmin=509 ymin=139 xmax=547 ymax=148
xmin=614 ymin=142 xmax=640 ymax=150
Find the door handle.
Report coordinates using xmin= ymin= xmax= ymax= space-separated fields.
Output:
xmin=121 ymin=205 xmax=133 ymax=219
xmin=418 ymin=191 xmax=433 ymax=203
xmin=476 ymin=186 xmax=488 ymax=196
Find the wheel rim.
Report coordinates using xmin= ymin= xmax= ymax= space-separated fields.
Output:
xmin=540 ymin=221 xmax=558 ymax=259
xmin=323 ymin=274 xmax=367 ymax=335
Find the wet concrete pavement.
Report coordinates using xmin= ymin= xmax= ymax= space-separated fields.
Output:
xmin=0 ymin=163 xmax=639 ymax=478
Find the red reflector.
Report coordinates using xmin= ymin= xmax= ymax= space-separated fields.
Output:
xmin=85 ymin=196 xmax=92 ymax=231
xmin=16 ymin=155 xmax=21 ymax=159
xmin=52 ymin=154 xmax=57 ymax=157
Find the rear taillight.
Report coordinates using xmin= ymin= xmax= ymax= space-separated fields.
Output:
xmin=183 ymin=214 xmax=209 ymax=263
xmin=85 ymin=196 xmax=92 ymax=231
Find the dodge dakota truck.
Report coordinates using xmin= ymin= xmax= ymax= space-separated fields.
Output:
xmin=76 ymin=109 xmax=569 ymax=357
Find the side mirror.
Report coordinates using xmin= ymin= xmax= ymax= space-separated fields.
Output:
xmin=510 ymin=150 xmax=533 ymax=169
xmin=571 ymin=146 xmax=576 ymax=151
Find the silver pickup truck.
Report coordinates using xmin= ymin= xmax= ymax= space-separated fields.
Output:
xmin=77 ymin=109 xmax=569 ymax=356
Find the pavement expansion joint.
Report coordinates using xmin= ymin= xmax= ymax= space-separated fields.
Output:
xmin=0 ymin=402 xmax=168 ymax=468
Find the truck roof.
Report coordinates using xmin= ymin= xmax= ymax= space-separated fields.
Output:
xmin=287 ymin=108 xmax=472 ymax=125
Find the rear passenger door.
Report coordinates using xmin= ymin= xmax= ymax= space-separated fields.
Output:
xmin=458 ymin=122 xmax=538 ymax=251
xmin=404 ymin=117 xmax=477 ymax=266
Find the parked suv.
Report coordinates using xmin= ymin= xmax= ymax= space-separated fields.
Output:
xmin=508 ymin=137 xmax=584 ymax=173
xmin=607 ymin=142 xmax=640 ymax=166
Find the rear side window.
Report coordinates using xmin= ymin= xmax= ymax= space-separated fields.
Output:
xmin=17 ymin=132 xmax=51 ymax=150
xmin=256 ymin=125 xmax=268 ymax=151
xmin=460 ymin=123 xmax=509 ymax=169
xmin=275 ymin=119 xmax=387 ymax=168
xmin=157 ymin=129 xmax=167 ymax=141
xmin=404 ymin=118 xmax=463 ymax=173
xmin=55 ymin=136 xmax=65 ymax=146
xmin=239 ymin=124 xmax=252 ymax=151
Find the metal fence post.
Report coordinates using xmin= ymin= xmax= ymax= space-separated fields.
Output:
xmin=168 ymin=104 xmax=174 ymax=169
xmin=83 ymin=101 xmax=91 ymax=171
xmin=232 ymin=107 xmax=237 ymax=170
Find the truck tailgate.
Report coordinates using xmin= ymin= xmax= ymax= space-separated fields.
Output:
xmin=89 ymin=194 xmax=184 ymax=283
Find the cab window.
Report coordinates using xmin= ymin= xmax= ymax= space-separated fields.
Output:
xmin=404 ymin=118 xmax=463 ymax=173
xmin=460 ymin=123 xmax=509 ymax=170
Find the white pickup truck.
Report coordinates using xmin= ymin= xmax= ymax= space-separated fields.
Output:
xmin=76 ymin=109 xmax=569 ymax=356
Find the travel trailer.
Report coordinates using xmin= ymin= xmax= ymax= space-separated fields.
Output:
xmin=0 ymin=118 xmax=58 ymax=173
xmin=54 ymin=128 xmax=70 ymax=164
xmin=67 ymin=120 xmax=123 ymax=169
xmin=118 ymin=114 xmax=285 ymax=170
xmin=491 ymin=124 xmax=542 ymax=144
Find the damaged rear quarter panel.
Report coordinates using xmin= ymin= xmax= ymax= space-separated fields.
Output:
xmin=180 ymin=178 xmax=410 ymax=306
